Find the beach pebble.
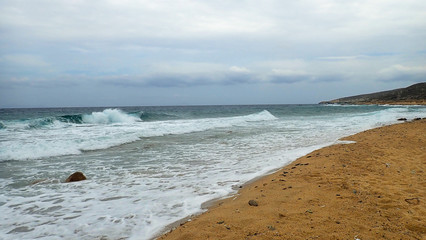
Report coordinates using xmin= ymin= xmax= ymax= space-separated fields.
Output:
xmin=248 ymin=200 xmax=258 ymax=206
xmin=405 ymin=198 xmax=420 ymax=205
xmin=65 ymin=172 xmax=87 ymax=182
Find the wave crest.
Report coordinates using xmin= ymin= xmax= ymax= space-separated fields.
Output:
xmin=138 ymin=112 xmax=178 ymax=121
xmin=27 ymin=117 xmax=56 ymax=129
xmin=58 ymin=114 xmax=84 ymax=124
xmin=245 ymin=110 xmax=277 ymax=121
xmin=81 ymin=109 xmax=140 ymax=124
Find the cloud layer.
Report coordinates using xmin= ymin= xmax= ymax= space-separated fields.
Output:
xmin=0 ymin=0 xmax=425 ymax=107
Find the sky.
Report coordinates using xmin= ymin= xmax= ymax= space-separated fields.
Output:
xmin=0 ymin=0 xmax=425 ymax=108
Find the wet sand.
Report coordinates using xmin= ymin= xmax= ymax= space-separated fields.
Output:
xmin=159 ymin=119 xmax=425 ymax=240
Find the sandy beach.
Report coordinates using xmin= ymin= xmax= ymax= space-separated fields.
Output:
xmin=159 ymin=119 xmax=425 ymax=240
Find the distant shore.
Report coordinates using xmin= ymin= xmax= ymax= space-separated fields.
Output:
xmin=365 ymin=101 xmax=426 ymax=105
xmin=319 ymin=82 xmax=426 ymax=106
xmin=320 ymin=101 xmax=426 ymax=105
xmin=159 ymin=119 xmax=425 ymax=239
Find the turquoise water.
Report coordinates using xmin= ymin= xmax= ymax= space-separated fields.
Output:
xmin=0 ymin=104 xmax=425 ymax=239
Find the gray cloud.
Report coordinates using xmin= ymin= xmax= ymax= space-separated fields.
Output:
xmin=98 ymin=70 xmax=256 ymax=88
xmin=378 ymin=64 xmax=426 ymax=82
xmin=0 ymin=0 xmax=425 ymax=107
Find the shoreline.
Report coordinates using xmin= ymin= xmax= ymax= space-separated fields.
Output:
xmin=154 ymin=142 xmax=346 ymax=239
xmin=158 ymin=119 xmax=425 ymax=239
xmin=154 ymin=166 xmax=286 ymax=239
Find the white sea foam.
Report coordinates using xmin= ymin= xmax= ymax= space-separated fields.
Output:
xmin=82 ymin=108 xmax=140 ymax=124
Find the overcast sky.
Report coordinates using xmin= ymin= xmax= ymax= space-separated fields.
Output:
xmin=0 ymin=0 xmax=425 ymax=107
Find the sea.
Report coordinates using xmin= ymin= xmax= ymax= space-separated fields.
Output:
xmin=0 ymin=104 xmax=425 ymax=240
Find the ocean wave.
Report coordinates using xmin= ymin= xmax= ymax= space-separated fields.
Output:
xmin=0 ymin=110 xmax=277 ymax=161
xmin=23 ymin=109 xmax=276 ymax=129
xmin=138 ymin=111 xmax=179 ymax=121
xmin=58 ymin=114 xmax=84 ymax=124
xmin=60 ymin=110 xmax=180 ymax=124
xmin=81 ymin=109 xmax=140 ymax=124
xmin=22 ymin=109 xmax=141 ymax=129
xmin=244 ymin=110 xmax=277 ymax=121
xmin=27 ymin=117 xmax=56 ymax=129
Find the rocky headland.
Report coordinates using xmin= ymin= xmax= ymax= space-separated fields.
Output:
xmin=320 ymin=82 xmax=426 ymax=105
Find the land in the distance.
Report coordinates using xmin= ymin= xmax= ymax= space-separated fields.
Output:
xmin=320 ymin=82 xmax=426 ymax=105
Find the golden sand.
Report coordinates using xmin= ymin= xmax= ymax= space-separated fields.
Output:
xmin=159 ymin=119 xmax=425 ymax=240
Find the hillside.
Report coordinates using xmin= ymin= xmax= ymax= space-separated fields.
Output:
xmin=320 ymin=82 xmax=426 ymax=105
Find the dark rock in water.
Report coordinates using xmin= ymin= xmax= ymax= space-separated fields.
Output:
xmin=248 ymin=200 xmax=258 ymax=206
xmin=413 ymin=118 xmax=421 ymax=121
xmin=65 ymin=172 xmax=87 ymax=182
xmin=397 ymin=118 xmax=407 ymax=121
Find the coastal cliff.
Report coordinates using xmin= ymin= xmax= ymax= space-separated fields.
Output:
xmin=320 ymin=82 xmax=426 ymax=105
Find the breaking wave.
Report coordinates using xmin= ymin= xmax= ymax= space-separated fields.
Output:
xmin=23 ymin=109 xmax=140 ymax=129
xmin=81 ymin=109 xmax=140 ymax=124
xmin=0 ymin=110 xmax=277 ymax=160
